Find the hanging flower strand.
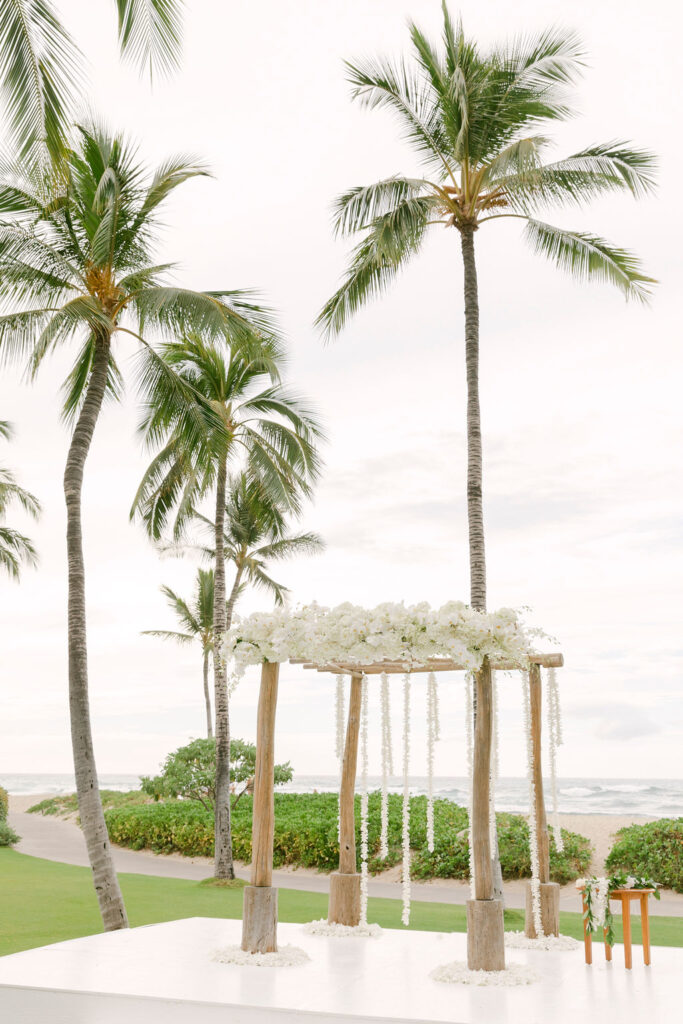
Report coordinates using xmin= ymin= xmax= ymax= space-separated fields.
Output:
xmin=489 ymin=670 xmax=499 ymax=851
xmin=426 ymin=672 xmax=439 ymax=852
xmin=335 ymin=674 xmax=346 ymax=842
xmin=521 ymin=669 xmax=543 ymax=937
xmin=360 ymin=674 xmax=369 ymax=926
xmin=401 ymin=672 xmax=411 ymax=926
xmin=380 ymin=672 xmax=392 ymax=859
xmin=546 ymin=667 xmax=564 ymax=853
xmin=465 ymin=671 xmax=476 ymax=899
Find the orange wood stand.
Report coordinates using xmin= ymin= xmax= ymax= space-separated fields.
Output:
xmin=580 ymin=887 xmax=654 ymax=969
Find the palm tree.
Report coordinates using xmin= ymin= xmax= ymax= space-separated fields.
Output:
xmin=0 ymin=420 xmax=40 ymax=578
xmin=0 ymin=0 xmax=183 ymax=161
xmin=187 ymin=472 xmax=325 ymax=621
xmin=143 ymin=568 xmax=217 ymax=738
xmin=318 ymin=6 xmax=655 ymax=906
xmin=0 ymin=121 xmax=280 ymax=930
xmin=131 ymin=336 xmax=324 ymax=878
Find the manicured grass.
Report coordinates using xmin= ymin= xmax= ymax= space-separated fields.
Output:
xmin=1 ymin=848 xmax=681 ymax=957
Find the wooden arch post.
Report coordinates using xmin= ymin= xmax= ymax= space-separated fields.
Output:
xmin=328 ymin=671 xmax=363 ymax=925
xmin=241 ymin=661 xmax=280 ymax=953
xmin=524 ymin=662 xmax=560 ymax=937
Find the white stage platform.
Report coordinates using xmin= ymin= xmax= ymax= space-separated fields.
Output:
xmin=0 ymin=918 xmax=678 ymax=1024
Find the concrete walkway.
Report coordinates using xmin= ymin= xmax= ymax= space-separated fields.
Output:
xmin=8 ymin=808 xmax=681 ymax=916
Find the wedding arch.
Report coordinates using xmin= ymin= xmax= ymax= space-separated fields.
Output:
xmin=223 ymin=600 xmax=564 ymax=973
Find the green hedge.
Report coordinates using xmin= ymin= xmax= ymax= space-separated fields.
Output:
xmin=605 ymin=818 xmax=682 ymax=893
xmin=104 ymin=792 xmax=591 ymax=883
xmin=0 ymin=786 xmax=8 ymax=822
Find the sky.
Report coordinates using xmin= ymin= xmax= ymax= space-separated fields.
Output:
xmin=0 ymin=0 xmax=681 ymax=783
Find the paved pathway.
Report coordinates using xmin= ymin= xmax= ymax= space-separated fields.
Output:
xmin=8 ymin=809 xmax=681 ymax=916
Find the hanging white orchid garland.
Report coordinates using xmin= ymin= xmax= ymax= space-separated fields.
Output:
xmin=380 ymin=672 xmax=393 ymax=858
xmin=465 ymin=671 xmax=476 ymax=899
xmin=335 ymin=674 xmax=346 ymax=842
xmin=359 ymin=673 xmax=369 ymax=925
xmin=521 ymin=669 xmax=543 ymax=936
xmin=489 ymin=670 xmax=499 ymax=850
xmin=426 ymin=671 xmax=440 ymax=852
xmin=546 ymin=667 xmax=564 ymax=853
xmin=401 ymin=672 xmax=411 ymax=925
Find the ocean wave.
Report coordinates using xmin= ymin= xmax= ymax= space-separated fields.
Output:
xmin=560 ymin=787 xmax=593 ymax=796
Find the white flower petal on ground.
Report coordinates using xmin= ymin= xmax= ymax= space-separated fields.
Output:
xmin=430 ymin=960 xmax=540 ymax=986
xmin=212 ymin=945 xmax=310 ymax=967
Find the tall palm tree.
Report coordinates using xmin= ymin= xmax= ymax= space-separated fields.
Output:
xmin=131 ymin=336 xmax=324 ymax=878
xmin=0 ymin=0 xmax=183 ymax=161
xmin=0 ymin=122 xmax=279 ymax=929
xmin=188 ymin=472 xmax=325 ymax=621
xmin=0 ymin=420 xmax=40 ymax=578
xmin=318 ymin=6 xmax=655 ymax=905
xmin=143 ymin=568 xmax=217 ymax=738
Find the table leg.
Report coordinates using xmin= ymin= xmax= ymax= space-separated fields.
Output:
xmin=641 ymin=894 xmax=651 ymax=966
xmin=604 ymin=928 xmax=612 ymax=961
xmin=582 ymin=895 xmax=592 ymax=965
xmin=622 ymin=897 xmax=632 ymax=969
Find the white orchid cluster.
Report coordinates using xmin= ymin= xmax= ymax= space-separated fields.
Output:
xmin=546 ymin=667 xmax=564 ymax=853
xmin=379 ymin=672 xmax=393 ymax=859
xmin=426 ymin=671 xmax=440 ymax=853
xmin=222 ymin=600 xmax=539 ymax=677
xmin=521 ymin=669 xmax=543 ymax=937
xmin=359 ymin=674 xmax=369 ymax=926
xmin=465 ymin=671 xmax=476 ymax=899
xmin=401 ymin=672 xmax=411 ymax=926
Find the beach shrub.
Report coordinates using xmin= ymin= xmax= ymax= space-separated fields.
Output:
xmin=606 ymin=818 xmax=682 ymax=893
xmin=28 ymin=790 xmax=148 ymax=817
xmin=104 ymin=792 xmax=591 ymax=882
xmin=140 ymin=738 xmax=293 ymax=810
xmin=0 ymin=820 xmax=19 ymax=846
xmin=0 ymin=786 xmax=8 ymax=821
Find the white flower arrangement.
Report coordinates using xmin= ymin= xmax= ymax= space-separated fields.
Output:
xmin=465 ymin=671 xmax=476 ymax=899
xmin=546 ymin=667 xmax=564 ymax=853
xmin=303 ymin=919 xmax=382 ymax=938
xmin=521 ymin=669 xmax=543 ymax=937
xmin=222 ymin=600 xmax=540 ymax=679
xmin=401 ymin=672 xmax=411 ymax=925
xmin=426 ymin=671 xmax=439 ymax=852
xmin=359 ymin=674 xmax=369 ymax=925
xmin=430 ymin=960 xmax=539 ymax=986
xmin=212 ymin=945 xmax=310 ymax=967
xmin=504 ymin=931 xmax=580 ymax=951
xmin=379 ymin=671 xmax=393 ymax=858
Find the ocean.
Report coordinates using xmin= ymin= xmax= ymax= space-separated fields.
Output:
xmin=2 ymin=773 xmax=681 ymax=817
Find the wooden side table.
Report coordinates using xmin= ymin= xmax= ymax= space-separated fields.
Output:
xmin=580 ymin=887 xmax=654 ymax=969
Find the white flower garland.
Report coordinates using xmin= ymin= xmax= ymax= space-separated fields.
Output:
xmin=430 ymin=961 xmax=539 ymax=986
xmin=360 ymin=673 xmax=369 ymax=925
xmin=223 ymin=600 xmax=542 ymax=680
xmin=401 ymin=672 xmax=411 ymax=925
xmin=546 ymin=667 xmax=564 ymax=853
xmin=489 ymin=670 xmax=499 ymax=851
xmin=212 ymin=945 xmax=310 ymax=967
xmin=380 ymin=671 xmax=393 ymax=858
xmin=465 ymin=671 xmax=475 ymax=898
xmin=504 ymin=931 xmax=580 ymax=951
xmin=335 ymin=674 xmax=346 ymax=842
xmin=303 ymin=919 xmax=382 ymax=938
xmin=426 ymin=671 xmax=439 ymax=852
xmin=521 ymin=669 xmax=543 ymax=937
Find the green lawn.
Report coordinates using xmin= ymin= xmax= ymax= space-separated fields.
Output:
xmin=1 ymin=848 xmax=681 ymax=956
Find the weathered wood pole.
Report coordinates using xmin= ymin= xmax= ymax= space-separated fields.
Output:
xmin=467 ymin=657 xmax=505 ymax=970
xmin=328 ymin=671 xmax=363 ymax=925
xmin=241 ymin=661 xmax=280 ymax=953
xmin=524 ymin=662 xmax=560 ymax=937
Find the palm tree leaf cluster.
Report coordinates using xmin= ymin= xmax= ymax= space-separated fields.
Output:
xmin=0 ymin=418 xmax=40 ymax=578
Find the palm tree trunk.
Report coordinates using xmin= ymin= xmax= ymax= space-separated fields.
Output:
xmin=460 ymin=225 xmax=503 ymax=900
xmin=63 ymin=334 xmax=128 ymax=931
xmin=203 ymin=649 xmax=213 ymax=738
xmin=213 ymin=455 xmax=234 ymax=878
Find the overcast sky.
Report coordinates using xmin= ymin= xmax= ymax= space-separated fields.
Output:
xmin=1 ymin=0 xmax=681 ymax=784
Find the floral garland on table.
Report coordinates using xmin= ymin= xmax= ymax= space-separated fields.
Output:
xmin=465 ymin=671 xmax=476 ymax=899
xmin=577 ymin=874 xmax=660 ymax=947
xmin=401 ymin=672 xmax=411 ymax=925
xmin=359 ymin=674 xmax=369 ymax=926
xmin=222 ymin=600 xmax=541 ymax=680
xmin=426 ymin=671 xmax=440 ymax=852
xmin=521 ymin=669 xmax=543 ymax=937
xmin=335 ymin=674 xmax=346 ymax=842
xmin=546 ymin=667 xmax=564 ymax=853
xmin=379 ymin=672 xmax=393 ymax=858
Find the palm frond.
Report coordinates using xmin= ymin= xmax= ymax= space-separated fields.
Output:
xmin=115 ymin=0 xmax=183 ymax=80
xmin=0 ymin=524 xmax=38 ymax=577
xmin=332 ymin=177 xmax=432 ymax=237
